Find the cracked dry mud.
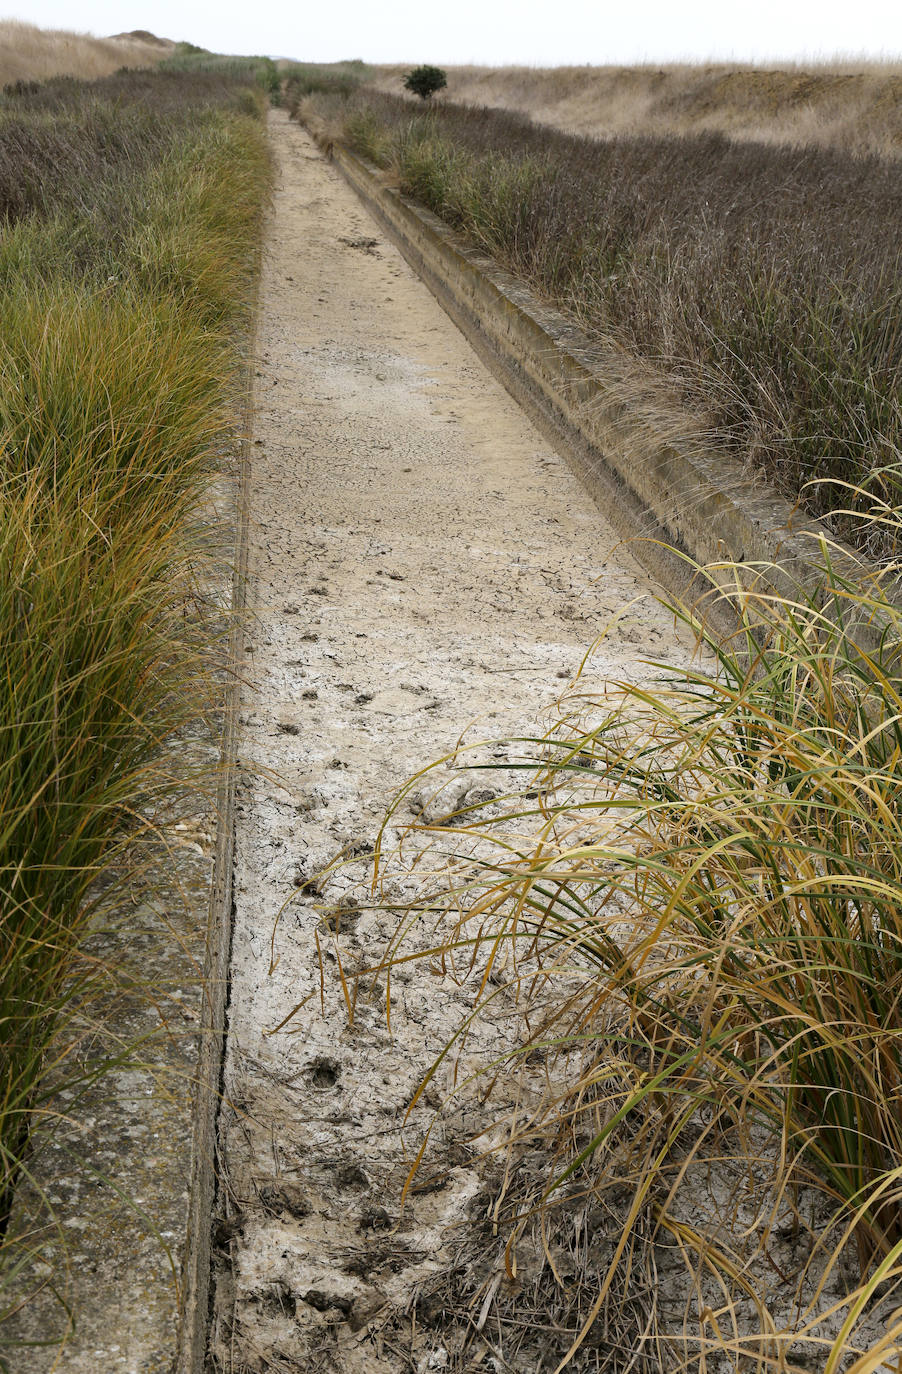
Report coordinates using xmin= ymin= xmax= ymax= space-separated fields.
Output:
xmin=210 ymin=112 xmax=693 ymax=1373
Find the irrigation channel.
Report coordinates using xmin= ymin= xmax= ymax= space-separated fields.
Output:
xmin=196 ymin=111 xmax=695 ymax=1372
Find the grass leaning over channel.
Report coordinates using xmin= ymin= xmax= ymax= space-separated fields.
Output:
xmin=325 ymin=94 xmax=902 ymax=555
xmin=0 ymin=66 xmax=268 ymax=1339
xmin=358 ymin=524 xmax=902 ymax=1369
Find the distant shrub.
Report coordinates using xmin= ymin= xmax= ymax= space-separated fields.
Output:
xmin=403 ymin=65 xmax=447 ymax=101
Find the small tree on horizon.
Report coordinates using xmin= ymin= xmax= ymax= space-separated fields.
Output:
xmin=403 ymin=65 xmax=447 ymax=101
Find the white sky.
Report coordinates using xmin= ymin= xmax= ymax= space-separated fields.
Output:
xmin=7 ymin=0 xmax=902 ymax=66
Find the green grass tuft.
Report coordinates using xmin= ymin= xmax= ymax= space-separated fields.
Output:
xmin=0 ymin=65 xmax=268 ymax=1335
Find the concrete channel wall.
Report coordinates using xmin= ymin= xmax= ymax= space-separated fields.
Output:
xmin=326 ymin=138 xmax=862 ymax=629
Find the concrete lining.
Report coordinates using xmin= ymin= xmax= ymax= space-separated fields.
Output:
xmin=324 ymin=139 xmax=864 ymax=628
xmin=173 ymin=371 xmax=253 ymax=1373
xmin=206 ymin=112 xmax=701 ymax=1374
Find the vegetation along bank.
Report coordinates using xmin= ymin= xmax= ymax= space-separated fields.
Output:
xmin=313 ymin=89 xmax=902 ymax=556
xmin=0 ymin=62 xmax=269 ymax=1359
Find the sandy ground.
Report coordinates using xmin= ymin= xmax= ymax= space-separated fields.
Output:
xmin=210 ymin=112 xmax=695 ymax=1373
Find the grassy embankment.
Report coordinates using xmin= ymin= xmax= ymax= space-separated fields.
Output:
xmin=369 ymin=61 xmax=902 ymax=158
xmin=329 ymin=93 xmax=901 ymax=551
xmin=165 ymin=52 xmax=373 ymax=106
xmin=0 ymin=20 xmax=173 ymax=88
xmin=160 ymin=41 xmax=285 ymax=103
xmin=299 ymin=87 xmax=902 ymax=1368
xmin=0 ymin=64 xmax=268 ymax=1332
xmin=283 ymin=61 xmax=373 ymax=102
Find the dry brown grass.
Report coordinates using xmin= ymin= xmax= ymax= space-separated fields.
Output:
xmin=337 ymin=92 xmax=902 ymax=546
xmin=0 ymin=20 xmax=174 ymax=89
xmin=369 ymin=60 xmax=902 ymax=157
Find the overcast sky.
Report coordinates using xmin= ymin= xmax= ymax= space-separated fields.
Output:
xmin=7 ymin=0 xmax=902 ymax=65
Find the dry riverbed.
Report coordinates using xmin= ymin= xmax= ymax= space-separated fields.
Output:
xmin=209 ymin=112 xmax=695 ymax=1373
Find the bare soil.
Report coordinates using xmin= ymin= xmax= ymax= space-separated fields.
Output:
xmin=209 ymin=112 xmax=695 ymax=1373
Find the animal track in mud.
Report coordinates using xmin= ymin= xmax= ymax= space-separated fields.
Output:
xmin=292 ymin=866 xmax=323 ymax=893
xmin=343 ymin=1237 xmax=417 ymax=1276
xmin=357 ymin=1204 xmax=393 ymax=1235
xmin=335 ymin=1162 xmax=369 ymax=1191
xmin=338 ymin=235 xmax=380 ymax=255
xmin=256 ymin=1281 xmax=297 ymax=1318
xmin=319 ymin=898 xmax=362 ymax=934
xmin=309 ymin=1056 xmax=341 ymax=1089
xmin=257 ymin=1180 xmax=310 ymax=1218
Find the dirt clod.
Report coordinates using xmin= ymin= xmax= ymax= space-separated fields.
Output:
xmin=303 ymin=1288 xmax=353 ymax=1314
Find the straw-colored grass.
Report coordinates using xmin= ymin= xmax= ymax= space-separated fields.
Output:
xmin=0 ymin=20 xmax=173 ymax=89
xmin=368 ymin=60 xmax=902 ymax=158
